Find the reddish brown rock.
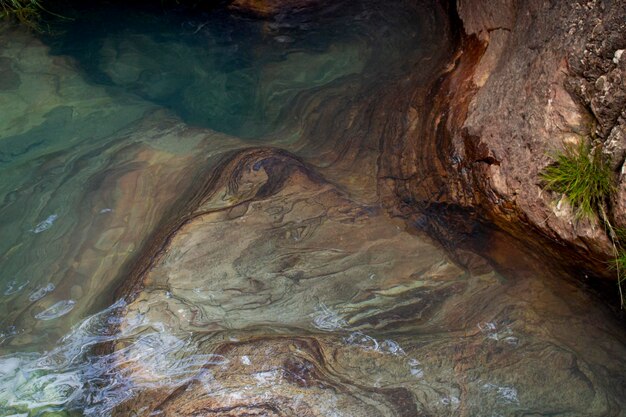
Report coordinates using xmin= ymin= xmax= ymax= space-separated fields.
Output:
xmin=382 ymin=0 xmax=626 ymax=289
xmin=108 ymin=147 xmax=626 ymax=417
xmin=229 ymin=0 xmax=319 ymax=16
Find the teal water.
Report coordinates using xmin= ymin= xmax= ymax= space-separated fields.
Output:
xmin=43 ymin=0 xmax=429 ymax=138
xmin=0 ymin=0 xmax=433 ymax=346
xmin=1 ymin=1 xmax=625 ymax=416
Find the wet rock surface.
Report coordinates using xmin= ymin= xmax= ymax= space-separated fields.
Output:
xmin=110 ymin=147 xmax=626 ymax=417
xmin=382 ymin=0 xmax=626 ymax=287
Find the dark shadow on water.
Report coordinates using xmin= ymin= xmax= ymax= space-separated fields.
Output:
xmin=40 ymin=0 xmax=435 ymax=139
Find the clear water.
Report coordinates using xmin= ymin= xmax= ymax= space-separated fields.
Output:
xmin=44 ymin=0 xmax=428 ymax=138
xmin=0 ymin=1 xmax=625 ymax=416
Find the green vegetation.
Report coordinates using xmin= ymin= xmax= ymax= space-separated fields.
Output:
xmin=613 ymin=232 xmax=626 ymax=307
xmin=616 ymin=249 xmax=626 ymax=274
xmin=541 ymin=140 xmax=614 ymax=217
xmin=541 ymin=139 xmax=625 ymax=307
xmin=0 ymin=0 xmax=44 ymax=29
xmin=615 ymin=226 xmax=626 ymax=244
xmin=616 ymin=250 xmax=626 ymax=299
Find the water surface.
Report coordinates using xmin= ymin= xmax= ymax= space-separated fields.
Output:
xmin=0 ymin=1 xmax=625 ymax=416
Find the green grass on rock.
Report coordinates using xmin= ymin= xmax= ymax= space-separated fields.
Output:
xmin=541 ymin=140 xmax=614 ymax=218
xmin=1 ymin=0 xmax=43 ymax=29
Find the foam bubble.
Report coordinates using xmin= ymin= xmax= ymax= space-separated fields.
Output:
xmin=35 ymin=300 xmax=76 ymax=321
xmin=31 ymin=214 xmax=58 ymax=234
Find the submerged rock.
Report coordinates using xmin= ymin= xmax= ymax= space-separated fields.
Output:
xmin=0 ymin=57 xmax=20 ymax=91
xmin=105 ymin=148 xmax=626 ymax=416
xmin=98 ymin=32 xmax=366 ymax=138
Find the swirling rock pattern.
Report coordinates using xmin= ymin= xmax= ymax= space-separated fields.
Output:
xmin=109 ymin=147 xmax=626 ymax=417
xmin=0 ymin=1 xmax=625 ymax=416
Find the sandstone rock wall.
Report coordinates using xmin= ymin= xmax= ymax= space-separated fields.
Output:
xmin=384 ymin=0 xmax=626 ymax=285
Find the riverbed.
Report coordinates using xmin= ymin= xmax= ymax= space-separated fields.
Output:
xmin=0 ymin=1 xmax=625 ymax=416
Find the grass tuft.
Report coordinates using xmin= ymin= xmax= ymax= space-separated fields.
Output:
xmin=0 ymin=0 xmax=43 ymax=30
xmin=612 ymin=249 xmax=626 ymax=308
xmin=614 ymin=227 xmax=626 ymax=245
xmin=541 ymin=140 xmax=614 ymax=217
xmin=616 ymin=251 xmax=626 ymax=276
xmin=541 ymin=140 xmax=626 ymax=308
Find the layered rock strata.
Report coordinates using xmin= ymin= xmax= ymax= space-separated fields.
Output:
xmin=381 ymin=0 xmax=626 ymax=288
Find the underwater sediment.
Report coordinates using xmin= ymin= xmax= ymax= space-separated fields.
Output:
xmin=0 ymin=0 xmax=625 ymax=416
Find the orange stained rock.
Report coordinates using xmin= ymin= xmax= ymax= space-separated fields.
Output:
xmin=230 ymin=0 xmax=319 ymax=16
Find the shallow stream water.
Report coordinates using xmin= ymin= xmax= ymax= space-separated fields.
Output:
xmin=1 ymin=1 xmax=625 ymax=416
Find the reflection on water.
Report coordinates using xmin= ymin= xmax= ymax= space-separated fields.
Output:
xmin=0 ymin=0 xmax=625 ymax=416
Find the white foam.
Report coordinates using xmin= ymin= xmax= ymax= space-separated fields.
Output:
xmin=312 ymin=303 xmax=347 ymax=331
xmin=31 ymin=214 xmax=58 ymax=234
xmin=3 ymin=280 xmax=29 ymax=296
xmin=28 ymin=283 xmax=55 ymax=302
xmin=35 ymin=300 xmax=76 ymax=320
